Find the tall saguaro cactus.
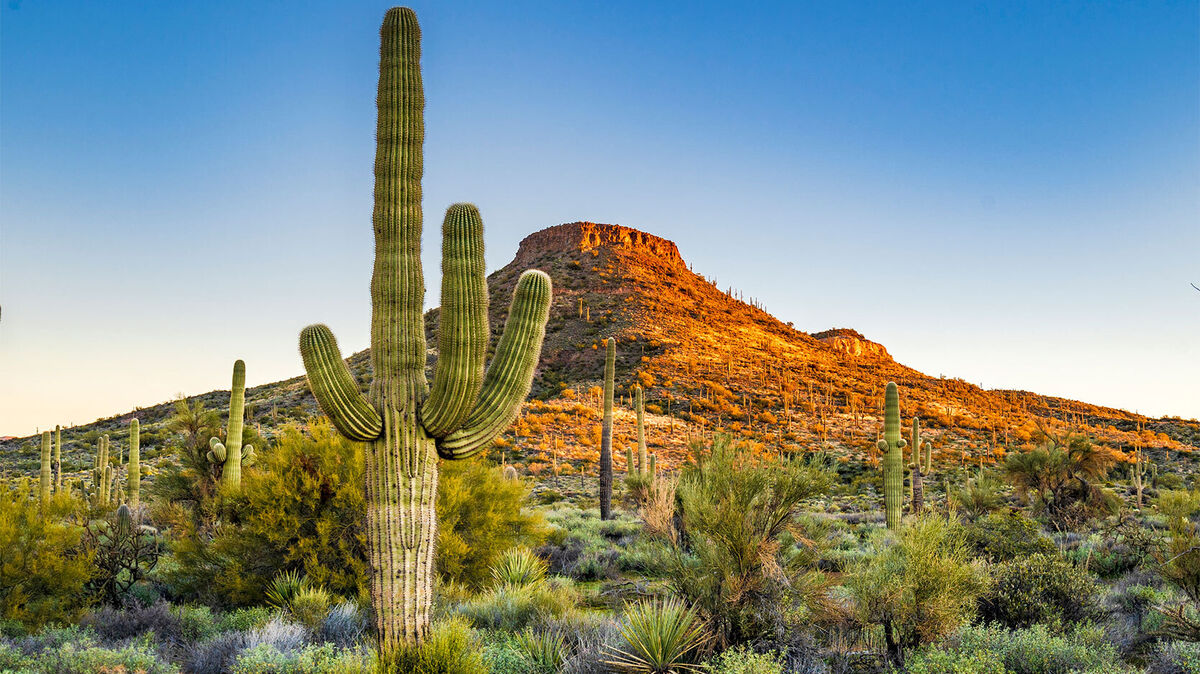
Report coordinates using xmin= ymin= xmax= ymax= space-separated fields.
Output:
xmin=297 ymin=6 xmax=552 ymax=656
xmin=129 ymin=418 xmax=141 ymax=507
xmin=876 ymin=382 xmax=907 ymax=529
xmin=208 ymin=360 xmax=256 ymax=490
xmin=634 ymin=384 xmax=647 ymax=474
xmin=54 ymin=425 xmax=62 ymax=493
xmin=599 ymin=337 xmax=615 ymax=519
xmin=39 ymin=431 xmax=51 ymax=503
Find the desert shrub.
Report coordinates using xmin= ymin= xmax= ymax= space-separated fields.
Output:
xmin=317 ymin=601 xmax=366 ymax=648
xmin=962 ymin=510 xmax=1055 ymax=562
xmin=702 ymin=645 xmax=784 ymax=674
xmin=617 ymin=539 xmax=673 ymax=576
xmin=390 ymin=616 xmax=487 ymax=674
xmin=672 ymin=436 xmax=833 ymax=647
xmin=604 ymin=598 xmax=710 ymax=673
xmin=188 ymin=630 xmax=249 ymax=674
xmin=80 ymin=601 xmax=181 ymax=643
xmin=926 ymin=622 xmax=1133 ymax=674
xmin=514 ymin=628 xmax=568 ymax=673
xmin=453 ymin=578 xmax=579 ymax=632
xmin=1147 ymin=640 xmax=1200 ymax=674
xmin=846 ymin=515 xmax=985 ymax=663
xmin=438 ymin=458 xmax=547 ymax=589
xmin=289 ymin=586 xmax=335 ymax=631
xmin=1063 ymin=516 xmax=1164 ymax=579
xmin=0 ymin=485 xmax=93 ymax=628
xmin=243 ymin=615 xmax=309 ymax=654
xmin=904 ymin=646 xmax=1007 ymax=674
xmin=953 ymin=471 xmax=1004 ymax=521
xmin=1004 ymin=434 xmax=1121 ymax=525
xmin=979 ymin=552 xmax=1099 ymax=631
xmin=232 ymin=642 xmax=376 ymax=673
xmin=1154 ymin=490 xmax=1200 ymax=642
xmin=220 ymin=605 xmax=274 ymax=633
xmin=169 ymin=422 xmax=368 ymax=606
xmin=2 ymin=627 xmax=177 ymax=673
xmin=84 ymin=504 xmax=164 ymax=606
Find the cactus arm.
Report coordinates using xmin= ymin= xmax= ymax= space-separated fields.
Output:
xmin=209 ymin=437 xmax=227 ymax=463
xmin=437 ymin=270 xmax=552 ymax=459
xmin=421 ymin=204 xmax=489 ymax=437
xmin=300 ymin=324 xmax=383 ymax=441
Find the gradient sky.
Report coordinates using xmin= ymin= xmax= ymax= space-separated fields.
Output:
xmin=1 ymin=0 xmax=1197 ymax=436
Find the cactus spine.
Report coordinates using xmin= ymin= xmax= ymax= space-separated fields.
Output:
xmin=599 ymin=337 xmax=615 ymax=520
xmin=877 ymin=382 xmax=907 ymax=529
xmin=208 ymin=360 xmax=256 ymax=490
xmin=129 ymin=418 xmax=140 ymax=508
xmin=54 ymin=425 xmax=62 ymax=493
xmin=39 ymin=431 xmax=51 ymax=503
xmin=296 ymin=7 xmax=552 ymax=655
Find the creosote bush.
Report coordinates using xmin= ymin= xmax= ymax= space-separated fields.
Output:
xmin=978 ymin=552 xmax=1100 ymax=631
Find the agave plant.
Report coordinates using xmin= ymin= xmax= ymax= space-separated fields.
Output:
xmin=264 ymin=569 xmax=309 ymax=612
xmin=490 ymin=547 xmax=548 ymax=589
xmin=604 ymin=598 xmax=711 ymax=673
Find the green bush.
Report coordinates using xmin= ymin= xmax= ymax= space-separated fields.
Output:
xmin=979 ymin=553 xmax=1099 ymax=631
xmin=2 ymin=629 xmax=178 ymax=673
xmin=438 ymin=458 xmax=547 ymax=589
xmin=846 ymin=515 xmax=985 ymax=663
xmin=0 ymin=484 xmax=94 ymax=628
xmin=963 ymin=510 xmax=1055 ymax=562
xmin=702 ymin=646 xmax=785 ymax=674
xmin=904 ymin=646 xmax=1007 ymax=674
xmin=490 ymin=547 xmax=547 ymax=589
xmin=605 ymin=598 xmax=710 ymax=673
xmin=453 ymin=578 xmax=579 ymax=632
xmin=930 ymin=622 xmax=1133 ymax=674
xmin=232 ymin=642 xmax=375 ymax=673
xmin=219 ymin=605 xmax=274 ymax=632
xmin=390 ymin=616 xmax=488 ymax=674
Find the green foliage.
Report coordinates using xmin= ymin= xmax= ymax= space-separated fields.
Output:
xmin=846 ymin=514 xmax=985 ymax=663
xmin=1154 ymin=487 xmax=1200 ymax=641
xmin=962 ymin=510 xmax=1055 ymax=562
xmin=604 ymin=598 xmax=711 ymax=673
xmin=952 ymin=470 xmax=1004 ymax=521
xmin=437 ymin=458 xmax=546 ymax=589
xmin=904 ymin=646 xmax=1007 ymax=674
xmin=702 ymin=646 xmax=784 ymax=674
xmin=170 ymin=422 xmax=368 ymax=606
xmin=452 ymin=578 xmax=579 ymax=632
xmin=232 ymin=642 xmax=376 ymax=673
xmin=1004 ymin=433 xmax=1120 ymax=524
xmin=673 ymin=435 xmax=833 ymax=646
xmin=0 ymin=626 xmax=178 ymax=673
xmin=84 ymin=504 xmax=162 ymax=605
xmin=877 ymin=382 xmax=907 ymax=529
xmin=920 ymin=622 xmax=1133 ymax=674
xmin=979 ymin=552 xmax=1099 ymax=631
xmin=490 ymin=547 xmax=547 ymax=588
xmin=290 ymin=586 xmax=335 ymax=631
xmin=389 ymin=616 xmax=488 ymax=674
xmin=513 ymin=628 xmax=567 ymax=674
xmin=0 ymin=484 xmax=93 ymax=628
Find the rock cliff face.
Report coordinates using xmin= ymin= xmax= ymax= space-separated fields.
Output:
xmin=514 ymin=222 xmax=682 ymax=269
xmin=813 ymin=328 xmax=891 ymax=359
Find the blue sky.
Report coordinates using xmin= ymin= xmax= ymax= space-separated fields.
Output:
xmin=1 ymin=0 xmax=1197 ymax=435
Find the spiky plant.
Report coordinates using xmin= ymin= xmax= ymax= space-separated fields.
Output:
xmin=514 ymin=628 xmax=568 ymax=674
xmin=603 ymin=598 xmax=710 ymax=673
xmin=296 ymin=7 xmax=552 ymax=655
xmin=600 ymin=337 xmax=615 ymax=519
xmin=39 ymin=431 xmax=51 ymax=503
xmin=128 ymin=418 xmax=140 ymax=507
xmin=877 ymin=382 xmax=907 ymax=529
xmin=208 ymin=359 xmax=256 ymax=490
xmin=490 ymin=547 xmax=548 ymax=589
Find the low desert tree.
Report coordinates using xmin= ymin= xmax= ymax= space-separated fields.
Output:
xmin=0 ymin=482 xmax=93 ymax=628
xmin=1153 ymin=488 xmax=1200 ymax=641
xmin=1004 ymin=431 xmax=1120 ymax=524
xmin=671 ymin=435 xmax=834 ymax=647
xmin=846 ymin=514 xmax=986 ymax=665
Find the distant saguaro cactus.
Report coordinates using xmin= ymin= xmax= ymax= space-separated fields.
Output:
xmin=208 ymin=360 xmax=256 ymax=490
xmin=296 ymin=7 xmax=552 ymax=656
xmin=39 ymin=431 xmax=51 ymax=503
xmin=54 ymin=425 xmax=62 ymax=493
xmin=129 ymin=418 xmax=140 ymax=507
xmin=599 ymin=337 xmax=615 ymax=519
xmin=876 ymin=382 xmax=907 ymax=529
xmin=909 ymin=416 xmax=929 ymax=512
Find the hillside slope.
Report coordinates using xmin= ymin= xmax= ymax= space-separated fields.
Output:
xmin=2 ymin=222 xmax=1196 ymax=486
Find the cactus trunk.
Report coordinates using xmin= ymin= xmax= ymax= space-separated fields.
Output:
xmin=129 ymin=418 xmax=140 ymax=507
xmin=599 ymin=337 xmax=615 ymax=519
xmin=877 ymin=382 xmax=906 ymax=529
xmin=54 ymin=425 xmax=61 ymax=493
xmin=635 ymin=384 xmax=647 ymax=474
xmin=298 ymin=7 xmax=551 ymax=658
xmin=39 ymin=431 xmax=51 ymax=503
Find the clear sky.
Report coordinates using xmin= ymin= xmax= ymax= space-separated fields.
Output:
xmin=1 ymin=0 xmax=1197 ymax=436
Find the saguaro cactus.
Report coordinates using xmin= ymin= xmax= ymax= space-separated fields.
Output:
xmin=54 ymin=425 xmax=62 ymax=493
xmin=39 ymin=431 xmax=51 ymax=503
xmin=208 ymin=360 xmax=256 ymax=490
xmin=297 ymin=6 xmax=552 ymax=656
xmin=599 ymin=337 xmax=615 ymax=519
xmin=634 ymin=384 xmax=648 ymax=474
xmin=876 ymin=382 xmax=907 ymax=529
xmin=93 ymin=435 xmax=111 ymax=506
xmin=129 ymin=418 xmax=141 ymax=507
xmin=909 ymin=417 xmax=930 ymax=512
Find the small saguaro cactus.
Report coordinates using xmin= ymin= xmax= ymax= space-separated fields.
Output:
xmin=296 ymin=7 xmax=552 ymax=656
xmin=599 ymin=337 xmax=615 ymax=520
xmin=93 ymin=435 xmax=111 ymax=506
xmin=626 ymin=447 xmax=635 ymax=476
xmin=876 ymin=382 xmax=907 ymax=529
xmin=208 ymin=360 xmax=256 ymax=490
xmin=128 ymin=418 xmax=141 ymax=508
xmin=909 ymin=416 xmax=930 ymax=512
xmin=39 ymin=431 xmax=51 ymax=503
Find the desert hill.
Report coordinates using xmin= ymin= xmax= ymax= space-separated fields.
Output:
xmin=2 ymin=222 xmax=1197 ymax=486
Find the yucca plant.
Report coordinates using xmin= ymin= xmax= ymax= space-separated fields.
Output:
xmin=290 ymin=585 xmax=335 ymax=630
xmin=604 ymin=598 xmax=711 ymax=673
xmin=490 ymin=547 xmax=548 ymax=589
xmin=514 ymin=628 xmax=568 ymax=674
xmin=264 ymin=569 xmax=309 ymax=612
